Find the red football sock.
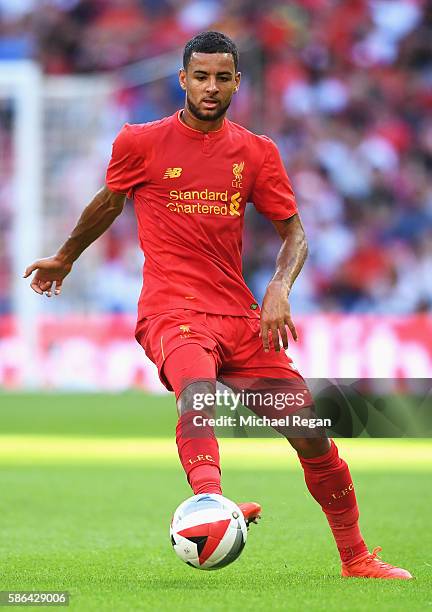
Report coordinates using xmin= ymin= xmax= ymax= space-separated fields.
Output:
xmin=298 ymin=440 xmax=368 ymax=563
xmin=176 ymin=411 xmax=222 ymax=495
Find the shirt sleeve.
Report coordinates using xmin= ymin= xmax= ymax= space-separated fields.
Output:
xmin=250 ymin=136 xmax=298 ymax=220
xmin=105 ymin=124 xmax=145 ymax=198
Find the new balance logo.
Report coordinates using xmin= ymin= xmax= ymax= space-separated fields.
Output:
xmin=163 ymin=167 xmax=182 ymax=179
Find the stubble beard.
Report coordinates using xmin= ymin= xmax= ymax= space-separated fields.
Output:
xmin=186 ymin=94 xmax=232 ymax=122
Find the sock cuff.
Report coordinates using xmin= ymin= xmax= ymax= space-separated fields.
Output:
xmin=298 ymin=439 xmax=339 ymax=467
xmin=326 ymin=504 xmax=359 ymax=526
xmin=189 ymin=462 xmax=222 ymax=480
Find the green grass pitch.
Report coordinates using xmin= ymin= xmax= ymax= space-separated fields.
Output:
xmin=0 ymin=392 xmax=431 ymax=611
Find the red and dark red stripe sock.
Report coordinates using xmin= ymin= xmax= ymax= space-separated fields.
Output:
xmin=176 ymin=411 xmax=222 ymax=495
xmin=298 ymin=440 xmax=368 ymax=563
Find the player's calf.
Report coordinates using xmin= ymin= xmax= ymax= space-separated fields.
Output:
xmin=286 ymin=435 xmax=330 ymax=458
xmin=175 ymin=381 xmax=222 ymax=495
xmin=177 ymin=380 xmax=217 ymax=419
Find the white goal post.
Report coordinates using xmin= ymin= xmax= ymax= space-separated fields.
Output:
xmin=0 ymin=61 xmax=43 ymax=386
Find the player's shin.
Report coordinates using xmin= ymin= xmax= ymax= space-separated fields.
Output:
xmin=297 ymin=439 xmax=368 ymax=563
xmin=176 ymin=410 xmax=222 ymax=495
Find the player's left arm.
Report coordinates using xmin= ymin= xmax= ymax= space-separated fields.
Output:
xmin=260 ymin=213 xmax=308 ymax=352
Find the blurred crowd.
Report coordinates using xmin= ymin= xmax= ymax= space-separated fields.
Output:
xmin=1 ymin=0 xmax=431 ymax=314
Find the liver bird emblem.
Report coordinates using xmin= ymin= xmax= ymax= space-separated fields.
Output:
xmin=232 ymin=162 xmax=244 ymax=181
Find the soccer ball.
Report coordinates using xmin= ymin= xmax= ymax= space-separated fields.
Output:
xmin=170 ymin=493 xmax=248 ymax=570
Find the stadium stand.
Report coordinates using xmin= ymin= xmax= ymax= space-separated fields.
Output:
xmin=0 ymin=0 xmax=431 ymax=314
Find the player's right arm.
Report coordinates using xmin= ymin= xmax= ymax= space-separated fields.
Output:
xmin=24 ymin=186 xmax=126 ymax=297
xmin=24 ymin=123 xmax=144 ymax=297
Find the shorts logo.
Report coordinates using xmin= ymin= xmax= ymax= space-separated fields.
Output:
xmin=179 ymin=324 xmax=191 ymax=338
xmin=229 ymin=192 xmax=242 ymax=216
xmin=163 ymin=167 xmax=182 ymax=179
xmin=232 ymin=161 xmax=244 ymax=188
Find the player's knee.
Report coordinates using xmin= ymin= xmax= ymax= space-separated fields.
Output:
xmin=287 ymin=436 xmax=330 ymax=458
xmin=178 ymin=381 xmax=217 ymax=419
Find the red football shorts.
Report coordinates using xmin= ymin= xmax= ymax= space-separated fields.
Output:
xmin=135 ymin=310 xmax=312 ymax=414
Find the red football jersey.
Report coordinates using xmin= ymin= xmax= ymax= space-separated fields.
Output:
xmin=106 ymin=111 xmax=297 ymax=323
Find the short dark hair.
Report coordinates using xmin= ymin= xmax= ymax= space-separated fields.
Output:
xmin=183 ymin=31 xmax=239 ymax=72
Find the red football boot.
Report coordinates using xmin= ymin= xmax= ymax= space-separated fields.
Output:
xmin=238 ymin=502 xmax=262 ymax=527
xmin=342 ymin=547 xmax=413 ymax=579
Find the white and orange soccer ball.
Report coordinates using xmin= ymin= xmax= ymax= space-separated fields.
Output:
xmin=170 ymin=494 xmax=248 ymax=570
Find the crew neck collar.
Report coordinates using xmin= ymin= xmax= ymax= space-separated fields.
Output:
xmin=174 ymin=109 xmax=227 ymax=139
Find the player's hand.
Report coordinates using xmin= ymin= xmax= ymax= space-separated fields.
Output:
xmin=23 ymin=255 xmax=73 ymax=297
xmin=260 ymin=280 xmax=298 ymax=352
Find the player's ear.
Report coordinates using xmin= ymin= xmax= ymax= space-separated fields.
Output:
xmin=179 ymin=68 xmax=187 ymax=91
xmin=234 ymin=71 xmax=241 ymax=93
